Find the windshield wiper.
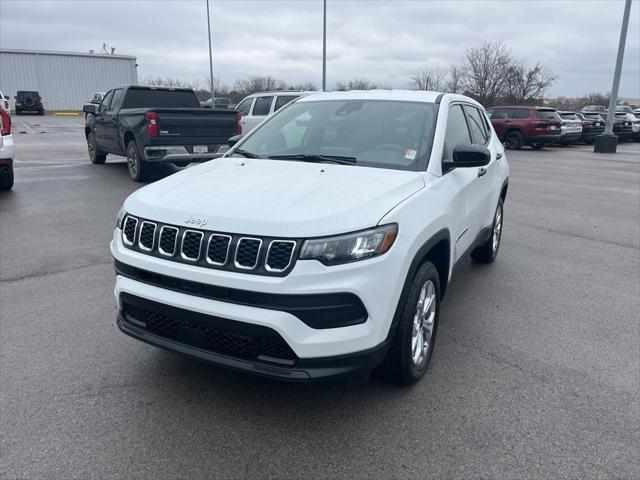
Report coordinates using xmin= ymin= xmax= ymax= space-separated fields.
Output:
xmin=268 ymin=154 xmax=357 ymax=165
xmin=232 ymin=148 xmax=262 ymax=159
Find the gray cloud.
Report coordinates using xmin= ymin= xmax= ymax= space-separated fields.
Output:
xmin=1 ymin=0 xmax=638 ymax=98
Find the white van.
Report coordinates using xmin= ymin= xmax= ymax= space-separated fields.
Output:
xmin=235 ymin=91 xmax=312 ymax=134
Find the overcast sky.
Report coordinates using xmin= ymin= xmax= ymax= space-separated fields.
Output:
xmin=1 ymin=0 xmax=639 ymax=98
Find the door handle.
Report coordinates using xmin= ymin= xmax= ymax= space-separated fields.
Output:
xmin=478 ymin=167 xmax=487 ymax=177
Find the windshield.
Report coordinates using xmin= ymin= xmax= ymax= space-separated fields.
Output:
xmin=535 ymin=110 xmax=559 ymax=119
xmin=234 ymin=99 xmax=438 ymax=171
xmin=560 ymin=113 xmax=578 ymax=120
xmin=122 ymin=89 xmax=200 ymax=109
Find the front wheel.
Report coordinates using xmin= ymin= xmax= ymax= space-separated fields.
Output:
xmin=87 ymin=131 xmax=106 ymax=164
xmin=377 ymin=261 xmax=441 ymax=385
xmin=126 ymin=140 xmax=152 ymax=182
xmin=505 ymin=131 xmax=523 ymax=150
xmin=471 ymin=198 xmax=504 ymax=263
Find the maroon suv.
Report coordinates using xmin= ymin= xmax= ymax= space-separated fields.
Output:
xmin=486 ymin=106 xmax=562 ymax=150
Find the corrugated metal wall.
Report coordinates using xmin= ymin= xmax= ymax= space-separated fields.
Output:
xmin=0 ymin=49 xmax=138 ymax=110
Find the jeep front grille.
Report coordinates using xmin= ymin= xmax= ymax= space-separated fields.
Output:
xmin=120 ymin=216 xmax=298 ymax=276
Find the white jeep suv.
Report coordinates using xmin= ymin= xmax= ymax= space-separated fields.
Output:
xmin=111 ymin=90 xmax=509 ymax=385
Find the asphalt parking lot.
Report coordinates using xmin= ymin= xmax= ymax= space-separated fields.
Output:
xmin=1 ymin=114 xmax=639 ymax=479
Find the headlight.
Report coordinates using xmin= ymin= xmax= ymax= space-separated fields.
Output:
xmin=116 ymin=206 xmax=126 ymax=228
xmin=299 ymin=224 xmax=398 ymax=266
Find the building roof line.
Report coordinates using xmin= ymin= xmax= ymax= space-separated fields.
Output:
xmin=0 ymin=48 xmax=137 ymax=60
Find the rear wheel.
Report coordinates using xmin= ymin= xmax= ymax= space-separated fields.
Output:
xmin=0 ymin=164 xmax=14 ymax=191
xmin=471 ymin=198 xmax=504 ymax=264
xmin=15 ymin=108 xmax=21 ymax=115
xmin=377 ymin=262 xmax=441 ymax=385
xmin=126 ymin=140 xmax=152 ymax=182
xmin=39 ymin=109 xmax=44 ymax=116
xmin=87 ymin=131 xmax=106 ymax=164
xmin=505 ymin=130 xmax=523 ymax=150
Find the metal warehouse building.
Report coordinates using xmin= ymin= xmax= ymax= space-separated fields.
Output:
xmin=0 ymin=48 xmax=138 ymax=111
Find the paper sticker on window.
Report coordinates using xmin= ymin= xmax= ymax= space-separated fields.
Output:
xmin=404 ymin=149 xmax=417 ymax=160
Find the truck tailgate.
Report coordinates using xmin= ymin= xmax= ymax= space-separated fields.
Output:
xmin=153 ymin=109 xmax=237 ymax=145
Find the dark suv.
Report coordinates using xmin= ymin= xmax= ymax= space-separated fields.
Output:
xmin=486 ymin=106 xmax=562 ymax=149
xmin=15 ymin=91 xmax=44 ymax=115
xmin=575 ymin=112 xmax=605 ymax=144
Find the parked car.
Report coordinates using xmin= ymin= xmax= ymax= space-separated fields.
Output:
xmin=599 ymin=112 xmax=634 ymax=141
xmin=83 ymin=85 xmax=240 ymax=181
xmin=111 ymin=90 xmax=509 ymax=385
xmin=557 ymin=111 xmax=583 ymax=145
xmin=14 ymin=90 xmax=44 ymax=115
xmin=615 ymin=112 xmax=640 ymax=141
xmin=0 ymin=90 xmax=10 ymax=113
xmin=0 ymin=107 xmax=14 ymax=191
xmin=202 ymin=98 xmax=232 ymax=109
xmin=486 ymin=106 xmax=561 ymax=149
xmin=575 ymin=112 xmax=605 ymax=144
xmin=581 ymin=105 xmax=608 ymax=113
xmin=614 ymin=106 xmax=633 ymax=113
xmin=235 ymin=91 xmax=311 ymax=133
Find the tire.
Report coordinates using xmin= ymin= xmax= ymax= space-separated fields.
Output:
xmin=471 ymin=198 xmax=504 ymax=264
xmin=15 ymin=108 xmax=21 ymax=115
xmin=126 ymin=139 xmax=152 ymax=182
xmin=505 ymin=130 xmax=523 ymax=150
xmin=0 ymin=165 xmax=14 ymax=191
xmin=584 ymin=138 xmax=595 ymax=145
xmin=531 ymin=143 xmax=545 ymax=150
xmin=377 ymin=261 xmax=441 ymax=385
xmin=39 ymin=109 xmax=44 ymax=116
xmin=87 ymin=131 xmax=107 ymax=164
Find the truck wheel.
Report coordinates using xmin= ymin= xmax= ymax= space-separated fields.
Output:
xmin=0 ymin=164 xmax=14 ymax=191
xmin=126 ymin=140 xmax=152 ymax=182
xmin=377 ymin=261 xmax=441 ymax=385
xmin=87 ymin=131 xmax=107 ymax=164
xmin=471 ymin=198 xmax=504 ymax=264
xmin=505 ymin=131 xmax=523 ymax=150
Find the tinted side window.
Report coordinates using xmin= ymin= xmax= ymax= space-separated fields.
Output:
xmin=274 ymin=95 xmax=299 ymax=112
xmin=464 ymin=105 xmax=489 ymax=145
xmin=109 ymin=89 xmax=124 ymax=111
xmin=443 ymin=105 xmax=472 ymax=162
xmin=252 ymin=96 xmax=273 ymax=116
xmin=99 ymin=90 xmax=114 ymax=112
xmin=490 ymin=108 xmax=509 ymax=120
xmin=511 ymin=108 xmax=529 ymax=119
xmin=236 ymin=98 xmax=253 ymax=116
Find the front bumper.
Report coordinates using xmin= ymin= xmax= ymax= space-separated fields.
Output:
xmin=144 ymin=145 xmax=224 ymax=163
xmin=117 ymin=293 xmax=388 ymax=382
xmin=111 ymin=228 xmax=408 ymax=360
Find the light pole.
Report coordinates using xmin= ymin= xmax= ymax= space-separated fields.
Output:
xmin=322 ymin=0 xmax=327 ymax=91
xmin=206 ymin=0 xmax=215 ymax=102
xmin=595 ymin=0 xmax=632 ymax=153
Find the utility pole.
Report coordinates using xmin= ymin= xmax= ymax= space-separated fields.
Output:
xmin=595 ymin=0 xmax=632 ymax=153
xmin=322 ymin=0 xmax=327 ymax=91
xmin=206 ymin=0 xmax=215 ymax=102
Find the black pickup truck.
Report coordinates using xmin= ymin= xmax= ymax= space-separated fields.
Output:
xmin=83 ymin=86 xmax=239 ymax=181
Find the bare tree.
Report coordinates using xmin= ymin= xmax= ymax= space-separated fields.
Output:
xmin=289 ymin=81 xmax=318 ymax=91
xmin=460 ymin=41 xmax=513 ymax=106
xmin=408 ymin=68 xmax=447 ymax=91
xmin=503 ymin=61 xmax=556 ymax=104
xmin=335 ymin=79 xmax=378 ymax=91
xmin=142 ymin=76 xmax=196 ymax=89
xmin=233 ymin=75 xmax=288 ymax=95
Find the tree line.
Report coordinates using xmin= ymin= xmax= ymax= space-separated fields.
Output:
xmin=142 ymin=40 xmax=627 ymax=110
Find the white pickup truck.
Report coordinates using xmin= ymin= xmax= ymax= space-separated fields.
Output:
xmin=111 ymin=90 xmax=509 ymax=385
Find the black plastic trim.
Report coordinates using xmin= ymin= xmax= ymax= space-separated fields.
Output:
xmin=114 ymin=260 xmax=368 ymax=329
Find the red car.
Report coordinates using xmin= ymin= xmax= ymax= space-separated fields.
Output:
xmin=486 ymin=106 xmax=562 ymax=150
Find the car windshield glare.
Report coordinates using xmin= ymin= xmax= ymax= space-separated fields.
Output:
xmin=234 ymin=99 xmax=438 ymax=171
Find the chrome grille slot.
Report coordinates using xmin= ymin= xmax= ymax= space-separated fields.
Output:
xmin=181 ymin=230 xmax=204 ymax=261
xmin=234 ymin=237 xmax=262 ymax=270
xmin=122 ymin=216 xmax=138 ymax=246
xmin=206 ymin=234 xmax=231 ymax=265
xmin=138 ymin=221 xmax=157 ymax=251
xmin=158 ymin=226 xmax=178 ymax=256
xmin=266 ymin=241 xmax=296 ymax=272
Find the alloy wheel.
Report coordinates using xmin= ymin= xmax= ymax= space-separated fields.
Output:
xmin=411 ymin=280 xmax=437 ymax=366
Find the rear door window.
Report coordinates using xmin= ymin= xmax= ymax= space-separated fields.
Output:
xmin=510 ymin=108 xmax=529 ymax=119
xmin=252 ymin=96 xmax=274 ymax=116
xmin=274 ymin=95 xmax=300 ymax=112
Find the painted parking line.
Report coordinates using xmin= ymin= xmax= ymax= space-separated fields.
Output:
xmin=18 ymin=121 xmax=33 ymax=133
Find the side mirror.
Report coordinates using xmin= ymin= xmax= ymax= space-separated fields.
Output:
xmin=445 ymin=144 xmax=491 ymax=170
xmin=227 ymin=134 xmax=243 ymax=147
xmin=83 ymin=104 xmax=97 ymax=114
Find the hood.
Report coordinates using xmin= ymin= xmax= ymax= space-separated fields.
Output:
xmin=125 ymin=158 xmax=424 ymax=237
